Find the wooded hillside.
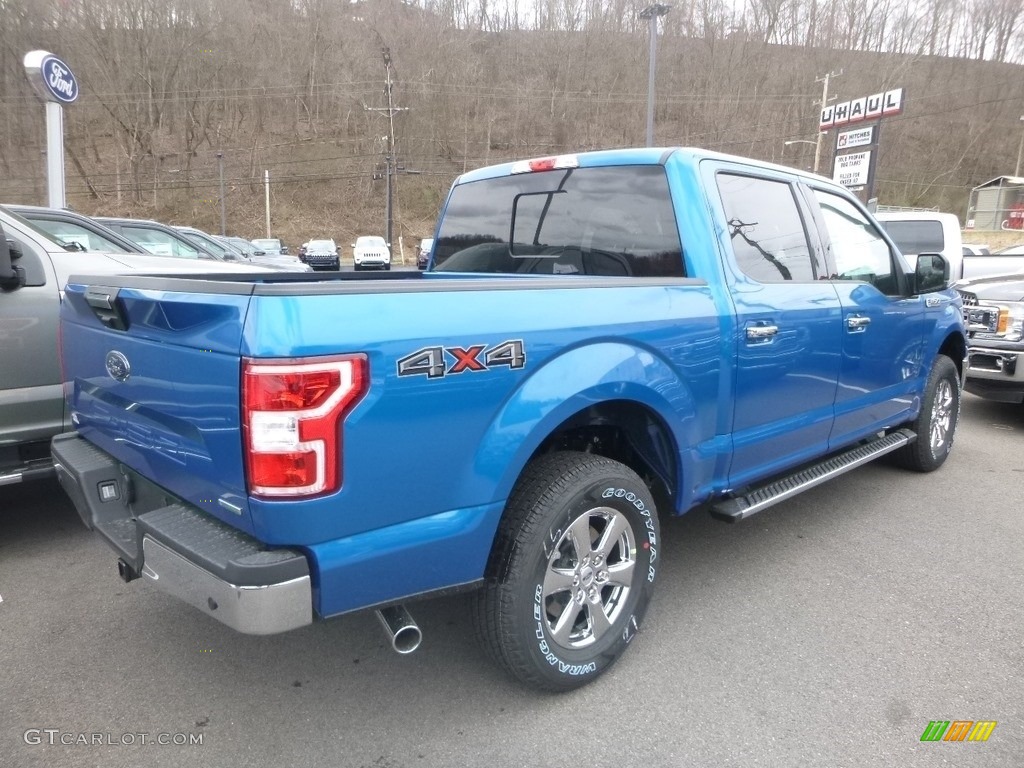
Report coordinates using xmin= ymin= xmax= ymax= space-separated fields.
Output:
xmin=2 ymin=0 xmax=1023 ymax=251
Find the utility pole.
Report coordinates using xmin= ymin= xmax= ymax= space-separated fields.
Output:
xmin=216 ymin=151 xmax=226 ymax=235
xmin=365 ymin=48 xmax=408 ymax=250
xmin=814 ymin=70 xmax=841 ymax=175
xmin=264 ymin=170 xmax=271 ymax=238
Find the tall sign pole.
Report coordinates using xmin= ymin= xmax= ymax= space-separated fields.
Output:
xmin=23 ymin=51 xmax=79 ymax=209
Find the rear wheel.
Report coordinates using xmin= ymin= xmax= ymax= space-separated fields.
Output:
xmin=473 ymin=452 xmax=660 ymax=691
xmin=892 ymin=355 xmax=960 ymax=471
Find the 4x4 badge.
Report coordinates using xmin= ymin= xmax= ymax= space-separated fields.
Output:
xmin=105 ymin=350 xmax=131 ymax=382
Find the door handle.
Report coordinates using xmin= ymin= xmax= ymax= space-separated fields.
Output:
xmin=745 ymin=324 xmax=778 ymax=341
xmin=846 ymin=315 xmax=871 ymax=331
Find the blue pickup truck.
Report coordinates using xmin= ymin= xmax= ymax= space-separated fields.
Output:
xmin=51 ymin=148 xmax=966 ymax=691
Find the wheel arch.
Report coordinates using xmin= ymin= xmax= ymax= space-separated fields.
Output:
xmin=937 ymin=329 xmax=967 ymax=382
xmin=471 ymin=341 xmax=697 ymax=521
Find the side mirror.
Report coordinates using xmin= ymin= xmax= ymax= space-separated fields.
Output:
xmin=254 ymin=250 xmax=266 ymax=257
xmin=0 ymin=237 xmax=26 ymax=290
xmin=914 ymin=253 xmax=949 ymax=294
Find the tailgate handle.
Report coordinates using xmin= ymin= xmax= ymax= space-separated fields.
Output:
xmin=85 ymin=287 xmax=129 ymax=331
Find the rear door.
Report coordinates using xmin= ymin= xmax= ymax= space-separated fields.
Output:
xmin=806 ymin=188 xmax=926 ymax=446
xmin=706 ymin=167 xmax=843 ymax=487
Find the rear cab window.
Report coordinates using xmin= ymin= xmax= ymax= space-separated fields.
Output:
xmin=433 ymin=165 xmax=684 ymax=277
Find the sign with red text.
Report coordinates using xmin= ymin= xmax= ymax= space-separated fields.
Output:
xmin=820 ymin=89 xmax=903 ymax=131
xmin=837 ymin=126 xmax=874 ymax=150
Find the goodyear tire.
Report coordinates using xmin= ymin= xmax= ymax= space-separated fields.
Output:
xmin=892 ymin=355 xmax=960 ymax=472
xmin=473 ymin=452 xmax=660 ymax=691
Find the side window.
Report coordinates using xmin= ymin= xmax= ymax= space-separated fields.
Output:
xmin=123 ymin=227 xmax=201 ymax=259
xmin=717 ymin=173 xmax=816 ymax=282
xmin=33 ymin=219 xmax=130 ymax=253
xmin=813 ymin=190 xmax=897 ymax=294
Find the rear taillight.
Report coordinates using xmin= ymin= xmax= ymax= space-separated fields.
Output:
xmin=242 ymin=355 xmax=367 ymax=498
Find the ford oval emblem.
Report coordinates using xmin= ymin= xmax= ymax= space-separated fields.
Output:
xmin=105 ymin=351 xmax=131 ymax=382
xmin=40 ymin=54 xmax=79 ymax=104
xmin=23 ymin=50 xmax=79 ymax=105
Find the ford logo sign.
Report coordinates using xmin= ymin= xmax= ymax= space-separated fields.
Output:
xmin=41 ymin=55 xmax=78 ymax=103
xmin=22 ymin=50 xmax=79 ymax=105
xmin=105 ymin=351 xmax=131 ymax=382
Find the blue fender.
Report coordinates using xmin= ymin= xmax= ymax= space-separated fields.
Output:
xmin=467 ymin=340 xmax=705 ymax=513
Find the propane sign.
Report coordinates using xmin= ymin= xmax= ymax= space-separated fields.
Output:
xmin=833 ymin=151 xmax=871 ymax=188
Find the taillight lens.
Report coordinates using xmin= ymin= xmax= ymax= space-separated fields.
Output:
xmin=242 ymin=355 xmax=367 ymax=498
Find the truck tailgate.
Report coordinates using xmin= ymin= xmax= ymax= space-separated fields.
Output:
xmin=60 ymin=281 xmax=257 ymax=533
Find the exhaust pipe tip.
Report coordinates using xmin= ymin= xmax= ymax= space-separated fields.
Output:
xmin=376 ymin=605 xmax=422 ymax=654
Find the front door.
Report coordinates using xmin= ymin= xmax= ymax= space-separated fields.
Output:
xmin=807 ymin=188 xmax=926 ymax=447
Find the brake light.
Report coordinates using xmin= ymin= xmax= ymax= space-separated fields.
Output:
xmin=242 ymin=355 xmax=367 ymax=498
xmin=510 ymin=154 xmax=580 ymax=174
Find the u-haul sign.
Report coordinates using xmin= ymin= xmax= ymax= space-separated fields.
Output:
xmin=833 ymin=151 xmax=871 ymax=188
xmin=820 ymin=88 xmax=903 ymax=131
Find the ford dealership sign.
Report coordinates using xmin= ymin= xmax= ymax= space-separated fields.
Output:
xmin=23 ymin=50 xmax=79 ymax=104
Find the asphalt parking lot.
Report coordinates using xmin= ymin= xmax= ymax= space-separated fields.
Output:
xmin=1 ymin=394 xmax=1021 ymax=768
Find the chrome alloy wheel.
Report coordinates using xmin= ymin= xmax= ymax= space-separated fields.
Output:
xmin=930 ymin=378 xmax=955 ymax=453
xmin=542 ymin=506 xmax=637 ymax=650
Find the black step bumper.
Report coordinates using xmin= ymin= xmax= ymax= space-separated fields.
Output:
xmin=51 ymin=432 xmax=312 ymax=635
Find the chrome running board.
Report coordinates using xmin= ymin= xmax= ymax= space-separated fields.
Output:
xmin=710 ymin=429 xmax=916 ymax=523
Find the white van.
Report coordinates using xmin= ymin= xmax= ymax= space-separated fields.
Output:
xmin=875 ymin=211 xmax=964 ymax=279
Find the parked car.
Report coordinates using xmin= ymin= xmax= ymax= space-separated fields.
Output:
xmin=958 ymin=273 xmax=1024 ymax=403
xmin=96 ymin=217 xmax=218 ymax=260
xmin=957 ymin=244 xmax=1024 ymax=279
xmin=876 ymin=211 xmax=964 ymax=276
xmin=301 ymin=238 xmax=340 ymax=270
xmin=963 ymin=243 xmax=991 ymax=256
xmin=417 ymin=237 xmax=434 ymax=270
xmin=252 ymin=238 xmax=287 ymax=256
xmin=352 ymin=235 xmax=391 ymax=271
xmin=172 ymin=226 xmax=250 ymax=264
xmin=5 ymin=205 xmax=144 ymax=255
xmin=218 ymin=236 xmax=313 ymax=272
xmin=0 ymin=206 xmax=272 ymax=488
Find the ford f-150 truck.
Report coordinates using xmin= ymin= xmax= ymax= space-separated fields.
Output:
xmin=957 ymin=272 xmax=1024 ymax=402
xmin=51 ymin=148 xmax=966 ymax=691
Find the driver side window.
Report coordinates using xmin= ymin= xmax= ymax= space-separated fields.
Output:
xmin=813 ymin=190 xmax=898 ymax=294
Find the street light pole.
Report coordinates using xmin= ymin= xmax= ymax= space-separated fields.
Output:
xmin=216 ymin=151 xmax=226 ymax=236
xmin=640 ymin=4 xmax=672 ymax=148
xmin=784 ymin=139 xmax=817 ymax=171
